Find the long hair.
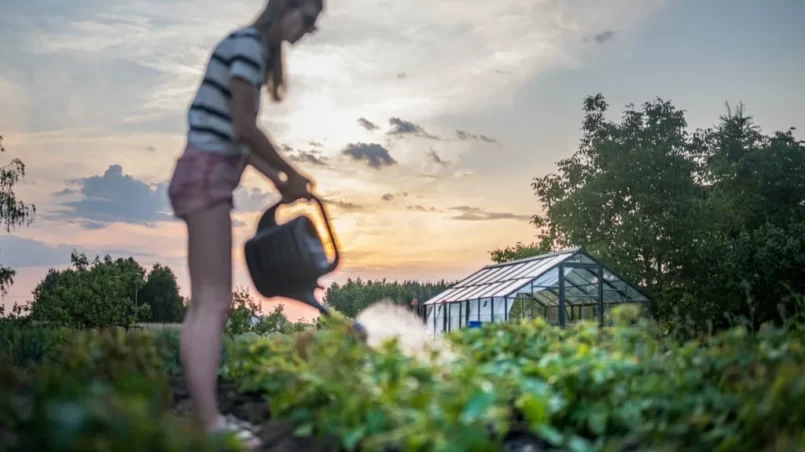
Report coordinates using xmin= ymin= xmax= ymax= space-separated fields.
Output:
xmin=251 ymin=0 xmax=324 ymax=102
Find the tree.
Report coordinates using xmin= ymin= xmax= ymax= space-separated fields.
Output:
xmin=489 ymin=241 xmax=552 ymax=264
xmin=226 ymin=287 xmax=301 ymax=336
xmin=254 ymin=303 xmax=292 ymax=336
xmin=527 ymin=94 xmax=707 ymax=296
xmin=0 ymin=135 xmax=36 ymax=296
xmin=30 ymin=252 xmax=151 ymax=329
xmin=138 ymin=264 xmax=186 ymax=323
xmin=495 ymin=94 xmax=805 ymax=331
xmin=226 ymin=287 xmax=263 ymax=337
xmin=676 ymin=106 xmax=805 ymax=328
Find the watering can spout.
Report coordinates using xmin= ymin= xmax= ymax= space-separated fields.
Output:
xmin=278 ymin=287 xmax=367 ymax=341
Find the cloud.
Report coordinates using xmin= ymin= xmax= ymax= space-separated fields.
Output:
xmin=279 ymin=143 xmax=337 ymax=169
xmin=323 ymin=198 xmax=362 ymax=211
xmin=426 ymin=148 xmax=449 ymax=167
xmin=233 ymin=186 xmax=281 ymax=213
xmin=308 ymin=140 xmax=323 ymax=148
xmin=0 ymin=235 xmax=154 ymax=268
xmin=387 ymin=117 xmax=440 ymax=140
xmin=8 ymin=0 xmax=666 ymax=136
xmin=47 ymin=163 xmax=279 ymax=229
xmin=341 ymin=143 xmax=397 ymax=169
xmin=286 ymin=148 xmax=330 ymax=167
xmin=449 ymin=206 xmax=531 ymax=221
xmin=357 ymin=117 xmax=380 ymax=132
xmin=53 ymin=188 xmax=76 ymax=197
xmin=456 ymin=130 xmax=497 ymax=143
xmin=381 ymin=192 xmax=409 ymax=202
xmin=49 ymin=164 xmax=172 ymax=229
xmin=396 ymin=72 xmax=407 ymax=79
xmin=585 ymin=30 xmax=616 ymax=44
xmin=452 ymin=169 xmax=475 ymax=178
xmin=408 ymin=205 xmax=437 ymax=212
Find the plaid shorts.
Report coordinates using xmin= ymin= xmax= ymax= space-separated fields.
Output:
xmin=167 ymin=142 xmax=248 ymax=218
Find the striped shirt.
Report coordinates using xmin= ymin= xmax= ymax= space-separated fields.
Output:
xmin=187 ymin=27 xmax=267 ymax=155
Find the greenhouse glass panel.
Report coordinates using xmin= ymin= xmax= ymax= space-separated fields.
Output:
xmin=490 ymin=278 xmax=536 ymax=298
xmin=451 ymin=284 xmax=492 ymax=301
xmin=533 ymin=286 xmax=559 ymax=306
xmin=532 ymin=268 xmax=560 ymax=288
xmin=492 ymin=297 xmax=507 ymax=322
xmin=524 ymin=254 xmax=572 ymax=278
xmin=479 ymin=299 xmax=493 ymax=322
xmin=456 ymin=268 xmax=495 ymax=287
xmin=506 ymin=259 xmax=551 ymax=279
xmin=568 ymin=267 xmax=597 ymax=285
xmin=427 ymin=288 xmax=457 ymax=305
xmin=470 ymin=266 xmax=512 ymax=286
xmin=564 ymin=253 xmax=597 ymax=265
xmin=448 ymin=303 xmax=461 ymax=331
xmin=467 ymin=299 xmax=481 ymax=322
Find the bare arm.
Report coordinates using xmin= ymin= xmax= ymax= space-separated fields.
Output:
xmin=247 ymin=152 xmax=283 ymax=187
xmin=230 ymin=78 xmax=300 ymax=180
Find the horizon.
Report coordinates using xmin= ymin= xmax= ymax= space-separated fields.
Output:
xmin=2 ymin=0 xmax=804 ymax=322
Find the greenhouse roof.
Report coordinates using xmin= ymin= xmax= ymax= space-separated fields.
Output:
xmin=423 ymin=247 xmax=650 ymax=306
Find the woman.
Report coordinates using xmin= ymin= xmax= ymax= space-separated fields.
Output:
xmin=167 ymin=0 xmax=324 ymax=447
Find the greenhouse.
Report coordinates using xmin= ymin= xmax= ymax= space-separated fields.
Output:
xmin=423 ymin=247 xmax=652 ymax=336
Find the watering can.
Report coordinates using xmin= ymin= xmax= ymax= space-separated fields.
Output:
xmin=244 ymin=195 xmax=367 ymax=339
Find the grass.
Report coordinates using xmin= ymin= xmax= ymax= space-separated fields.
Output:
xmin=137 ymin=322 xmax=183 ymax=332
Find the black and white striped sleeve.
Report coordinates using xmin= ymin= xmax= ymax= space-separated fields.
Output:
xmin=229 ymin=34 xmax=265 ymax=87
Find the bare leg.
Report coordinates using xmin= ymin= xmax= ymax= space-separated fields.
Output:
xmin=180 ymin=202 xmax=233 ymax=429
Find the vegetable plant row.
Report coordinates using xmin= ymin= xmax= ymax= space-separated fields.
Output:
xmin=2 ymin=305 xmax=804 ymax=451
xmin=224 ymin=306 xmax=805 ymax=451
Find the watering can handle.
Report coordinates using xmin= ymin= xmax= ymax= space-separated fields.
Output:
xmin=256 ymin=194 xmax=341 ymax=273
xmin=310 ymin=195 xmax=341 ymax=273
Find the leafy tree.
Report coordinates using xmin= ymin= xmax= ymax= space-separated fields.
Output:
xmin=226 ymin=287 xmax=301 ymax=337
xmin=489 ymin=241 xmax=552 ymax=264
xmin=254 ymin=303 xmax=294 ymax=335
xmin=138 ymin=264 xmax=187 ymax=323
xmin=0 ymin=135 xmax=36 ymax=297
xmin=226 ymin=287 xmax=263 ymax=337
xmin=493 ymin=94 xmax=805 ymax=331
xmin=29 ymin=252 xmax=151 ymax=329
xmin=675 ymin=105 xmax=805 ymax=329
xmin=527 ymin=94 xmax=707 ymax=295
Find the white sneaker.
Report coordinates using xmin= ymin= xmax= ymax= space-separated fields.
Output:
xmin=210 ymin=414 xmax=263 ymax=449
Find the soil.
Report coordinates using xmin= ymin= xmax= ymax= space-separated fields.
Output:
xmin=169 ymin=374 xmax=336 ymax=452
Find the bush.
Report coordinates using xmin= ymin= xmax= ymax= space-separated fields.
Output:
xmin=0 ymin=365 xmax=242 ymax=452
xmin=0 ymin=328 xmax=243 ymax=452
xmin=223 ymin=305 xmax=805 ymax=451
xmin=36 ymin=328 xmax=173 ymax=410
xmin=0 ymin=319 xmax=69 ymax=372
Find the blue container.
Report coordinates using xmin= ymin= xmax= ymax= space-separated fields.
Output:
xmin=468 ymin=321 xmax=482 ymax=329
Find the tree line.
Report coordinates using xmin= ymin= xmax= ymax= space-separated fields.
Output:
xmin=490 ymin=94 xmax=805 ymax=331
xmin=322 ymin=278 xmax=455 ymax=318
xmin=1 ymin=249 xmax=452 ymax=329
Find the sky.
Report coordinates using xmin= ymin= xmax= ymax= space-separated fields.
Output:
xmin=1 ymin=0 xmax=804 ymax=321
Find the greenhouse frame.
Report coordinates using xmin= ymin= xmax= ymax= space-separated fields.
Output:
xmin=423 ymin=247 xmax=652 ymax=337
